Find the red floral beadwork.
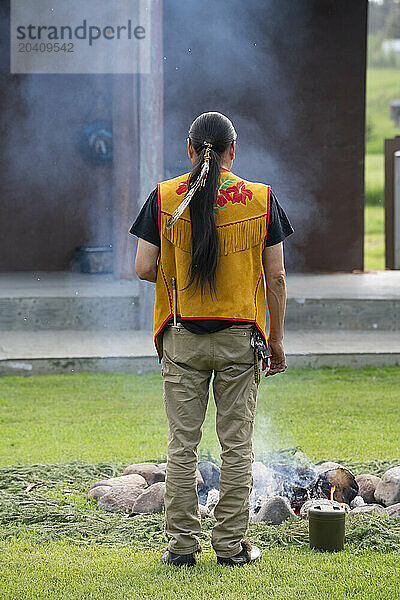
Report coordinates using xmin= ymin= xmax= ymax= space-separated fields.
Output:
xmin=176 ymin=180 xmax=189 ymax=195
xmin=225 ymin=181 xmax=253 ymax=205
xmin=215 ymin=178 xmax=253 ymax=210
xmin=175 ymin=176 xmax=253 ymax=211
xmin=216 ymin=189 xmax=231 ymax=207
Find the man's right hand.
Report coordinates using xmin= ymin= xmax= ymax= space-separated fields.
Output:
xmin=261 ymin=338 xmax=287 ymax=377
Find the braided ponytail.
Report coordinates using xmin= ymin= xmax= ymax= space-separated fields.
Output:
xmin=179 ymin=112 xmax=237 ymax=298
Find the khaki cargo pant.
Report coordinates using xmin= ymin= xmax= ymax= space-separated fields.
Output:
xmin=161 ymin=322 xmax=258 ymax=558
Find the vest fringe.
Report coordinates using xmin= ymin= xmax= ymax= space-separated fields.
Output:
xmin=160 ymin=212 xmax=266 ymax=255
xmin=160 ymin=212 xmax=192 ymax=253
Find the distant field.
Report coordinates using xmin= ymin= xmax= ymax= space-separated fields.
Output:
xmin=364 ymin=154 xmax=384 ymax=270
xmin=365 ymin=205 xmax=385 ymax=271
xmin=365 ymin=153 xmax=384 ymax=206
xmin=364 ymin=155 xmax=384 ymax=270
xmin=364 ymin=67 xmax=399 ymax=268
xmin=366 ymin=68 xmax=400 ymax=155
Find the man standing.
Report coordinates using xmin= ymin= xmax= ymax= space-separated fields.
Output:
xmin=130 ymin=112 xmax=293 ymax=567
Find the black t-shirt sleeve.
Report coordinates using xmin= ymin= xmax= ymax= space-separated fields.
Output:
xmin=264 ymin=189 xmax=294 ymax=247
xmin=129 ymin=187 xmax=160 ymax=247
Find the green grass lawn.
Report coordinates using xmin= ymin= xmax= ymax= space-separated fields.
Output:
xmin=364 ymin=204 xmax=385 ymax=270
xmin=1 ymin=541 xmax=399 ymax=600
xmin=1 ymin=369 xmax=399 ymax=465
xmin=365 ymin=153 xmax=384 ymax=206
xmin=1 ymin=370 xmax=399 ymax=599
xmin=364 ymin=153 xmax=384 ymax=270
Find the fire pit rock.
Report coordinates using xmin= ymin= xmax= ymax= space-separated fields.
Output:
xmin=88 ymin=485 xmax=114 ymax=500
xmin=300 ymin=498 xmax=348 ymax=519
xmin=205 ymin=488 xmax=220 ymax=517
xmin=122 ymin=462 xmax=165 ymax=485
xmin=89 ymin=473 xmax=147 ymax=492
xmin=315 ymin=461 xmax=345 ymax=474
xmin=152 ymin=462 xmax=204 ymax=488
xmin=130 ymin=481 xmax=166 ymax=515
xmin=355 ymin=474 xmax=382 ymax=504
xmin=349 ymin=504 xmax=387 ymax=516
xmin=374 ymin=466 xmax=400 ymax=507
xmin=350 ymin=495 xmax=365 ymax=509
xmin=197 ymin=461 xmax=221 ymax=498
xmin=309 ymin=465 xmax=358 ymax=505
xmin=386 ymin=502 xmax=400 ymax=517
xmin=199 ymin=503 xmax=209 ymax=519
xmin=88 ymin=464 xmax=207 ymax=515
xmin=98 ymin=485 xmax=144 ymax=513
xmin=196 ymin=469 xmax=204 ymax=487
xmin=252 ymin=495 xmax=296 ymax=525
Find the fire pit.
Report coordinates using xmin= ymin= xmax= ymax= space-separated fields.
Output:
xmin=249 ymin=452 xmax=359 ymax=520
xmin=86 ymin=450 xmax=400 ymax=528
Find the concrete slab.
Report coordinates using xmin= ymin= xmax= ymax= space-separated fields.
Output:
xmin=1 ymin=269 xmax=399 ymax=300
xmin=285 ymin=298 xmax=399 ymax=331
xmin=1 ymin=271 xmax=399 ymax=333
xmin=2 ymin=329 xmax=400 ymax=360
xmin=0 ymin=271 xmax=140 ymax=298
xmin=0 ymin=296 xmax=141 ymax=331
xmin=0 ymin=329 xmax=399 ymax=375
xmin=286 ymin=270 xmax=400 ymax=300
xmin=0 ymin=330 xmax=157 ymax=359
xmin=0 ymin=357 xmax=159 ymax=376
xmin=1 ymin=352 xmax=399 ymax=376
xmin=3 ymin=295 xmax=397 ymax=332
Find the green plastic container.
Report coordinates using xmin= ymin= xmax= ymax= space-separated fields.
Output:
xmin=309 ymin=503 xmax=346 ymax=552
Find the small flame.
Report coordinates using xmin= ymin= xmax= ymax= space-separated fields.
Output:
xmin=330 ymin=485 xmax=336 ymax=502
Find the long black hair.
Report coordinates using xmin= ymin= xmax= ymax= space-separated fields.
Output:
xmin=185 ymin=112 xmax=237 ymax=298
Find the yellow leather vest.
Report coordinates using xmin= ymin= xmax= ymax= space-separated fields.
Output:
xmin=154 ymin=167 xmax=271 ymax=359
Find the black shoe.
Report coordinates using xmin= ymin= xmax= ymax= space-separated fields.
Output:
xmin=161 ymin=550 xmax=196 ymax=567
xmin=217 ymin=541 xmax=262 ymax=567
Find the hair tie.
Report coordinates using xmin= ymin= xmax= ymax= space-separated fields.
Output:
xmin=201 ymin=142 xmax=212 ymax=187
xmin=166 ymin=142 xmax=212 ymax=229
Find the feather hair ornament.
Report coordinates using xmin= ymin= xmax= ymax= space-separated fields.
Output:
xmin=166 ymin=141 xmax=212 ymax=230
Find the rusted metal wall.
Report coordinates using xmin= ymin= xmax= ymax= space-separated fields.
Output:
xmin=0 ymin=2 xmax=163 ymax=274
xmin=0 ymin=1 xmax=367 ymax=273
xmin=163 ymin=0 xmax=368 ymax=272
xmin=0 ymin=72 xmax=114 ymax=270
xmin=0 ymin=0 xmax=114 ymax=271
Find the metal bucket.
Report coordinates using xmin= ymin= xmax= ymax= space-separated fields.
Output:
xmin=309 ymin=503 xmax=346 ymax=552
xmin=71 ymin=246 xmax=113 ymax=274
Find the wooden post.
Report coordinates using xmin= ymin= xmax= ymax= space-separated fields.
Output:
xmin=138 ymin=0 xmax=164 ymax=210
xmin=384 ymin=136 xmax=400 ymax=269
xmin=136 ymin=0 xmax=164 ymax=329
xmin=112 ymin=0 xmax=163 ymax=280
xmin=111 ymin=73 xmax=140 ymax=280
